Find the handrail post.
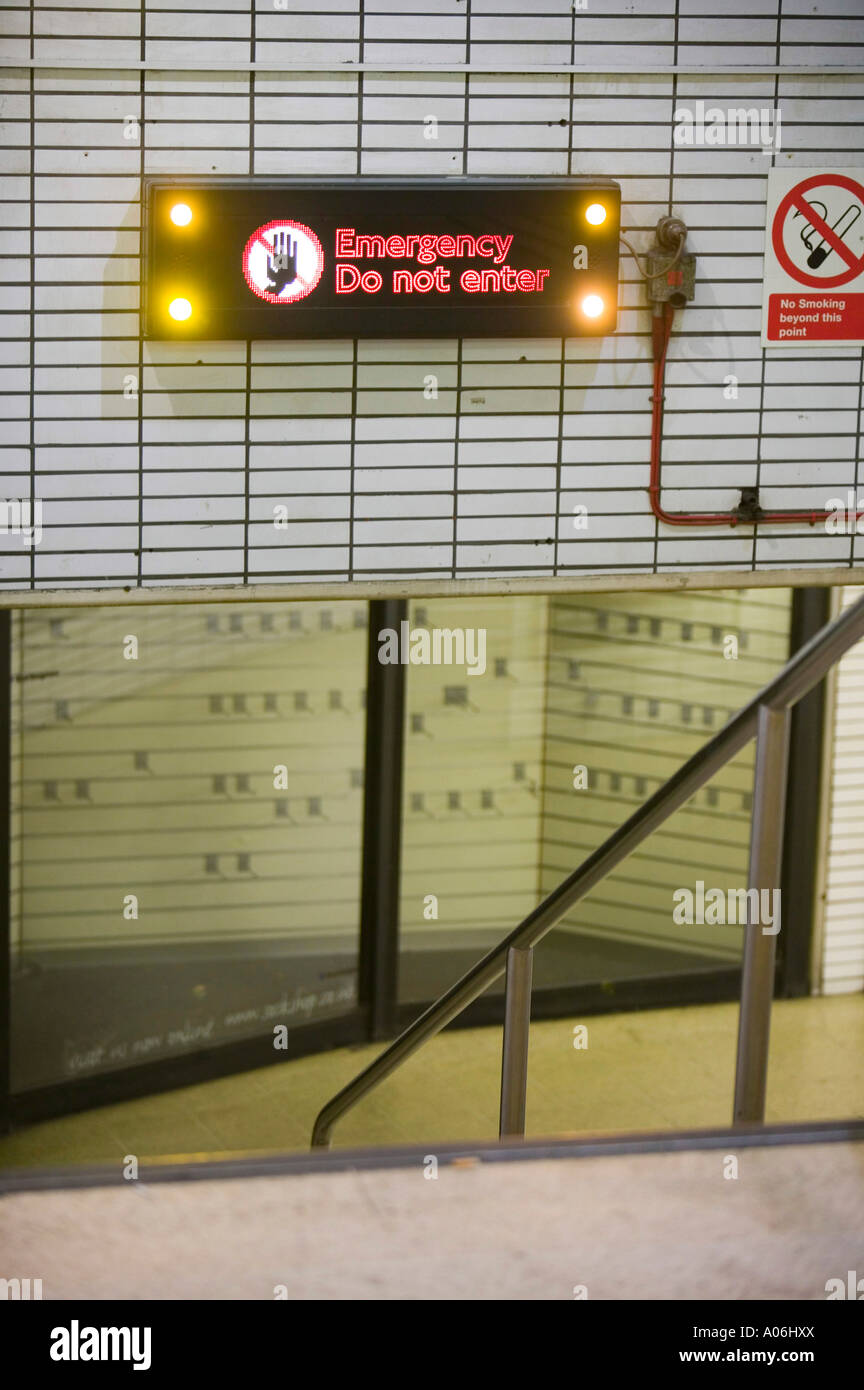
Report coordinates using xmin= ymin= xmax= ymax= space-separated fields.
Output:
xmin=733 ymin=702 xmax=790 ymax=1124
xmin=499 ymin=946 xmax=533 ymax=1138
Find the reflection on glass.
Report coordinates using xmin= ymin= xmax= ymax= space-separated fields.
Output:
xmin=399 ymin=589 xmax=792 ymax=1004
xmin=11 ymin=601 xmax=366 ymax=1091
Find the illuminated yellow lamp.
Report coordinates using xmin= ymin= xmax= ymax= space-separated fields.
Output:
xmin=168 ymin=297 xmax=192 ymax=322
xmin=580 ymin=294 xmax=604 ymax=318
xmin=170 ymin=202 xmax=193 ymax=227
xmin=585 ymin=202 xmax=607 ymax=226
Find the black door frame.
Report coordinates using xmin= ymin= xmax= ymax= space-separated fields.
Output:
xmin=357 ymin=599 xmax=407 ymax=1040
xmin=0 ymin=609 xmax=10 ymax=1135
xmin=778 ymin=587 xmax=832 ymax=997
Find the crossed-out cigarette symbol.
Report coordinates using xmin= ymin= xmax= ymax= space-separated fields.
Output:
xmin=793 ymin=198 xmax=861 ymax=269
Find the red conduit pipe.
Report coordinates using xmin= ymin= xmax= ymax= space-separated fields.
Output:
xmin=647 ymin=300 xmax=860 ymax=528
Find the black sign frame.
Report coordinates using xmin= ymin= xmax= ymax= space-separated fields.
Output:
xmin=143 ymin=176 xmax=621 ymax=341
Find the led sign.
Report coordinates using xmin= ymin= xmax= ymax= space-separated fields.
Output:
xmin=144 ymin=177 xmax=621 ymax=340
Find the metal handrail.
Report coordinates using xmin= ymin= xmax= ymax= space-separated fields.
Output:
xmin=311 ymin=588 xmax=864 ymax=1148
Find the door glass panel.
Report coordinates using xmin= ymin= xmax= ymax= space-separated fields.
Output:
xmin=399 ymin=594 xmax=548 ymax=1004
xmin=10 ymin=600 xmax=367 ymax=1092
xmin=539 ymin=587 xmax=792 ymax=986
xmin=399 ymin=588 xmax=792 ymax=1008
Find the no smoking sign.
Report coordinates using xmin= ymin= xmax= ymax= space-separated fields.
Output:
xmin=762 ymin=167 xmax=864 ymax=346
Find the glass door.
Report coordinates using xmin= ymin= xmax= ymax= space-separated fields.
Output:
xmin=9 ymin=598 xmax=368 ymax=1107
xmin=397 ymin=588 xmax=796 ymax=1025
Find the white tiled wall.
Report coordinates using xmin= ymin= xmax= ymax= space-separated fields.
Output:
xmin=1 ymin=2 xmax=863 ymax=591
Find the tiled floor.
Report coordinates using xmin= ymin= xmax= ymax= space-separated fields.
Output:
xmin=1 ymin=995 xmax=862 ymax=1169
